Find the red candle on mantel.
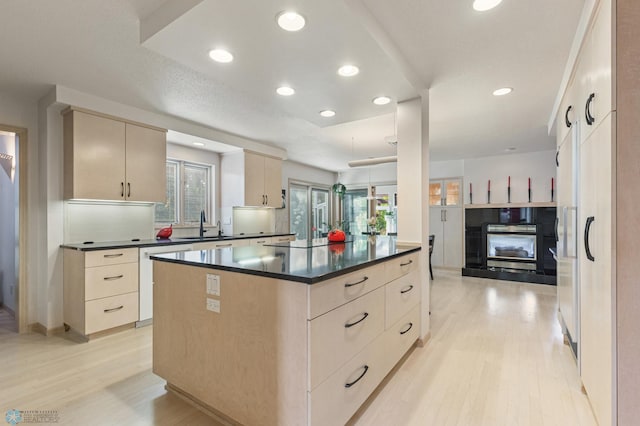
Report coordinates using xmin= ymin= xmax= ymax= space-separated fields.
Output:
xmin=470 ymin=182 xmax=472 ymax=192
xmin=508 ymin=176 xmax=511 ymax=186
xmin=488 ymin=180 xmax=491 ymax=190
xmin=551 ymin=177 xmax=554 ymax=190
xmin=528 ymin=178 xmax=531 ymax=189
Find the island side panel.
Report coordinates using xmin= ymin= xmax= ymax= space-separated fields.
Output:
xmin=153 ymin=261 xmax=309 ymax=426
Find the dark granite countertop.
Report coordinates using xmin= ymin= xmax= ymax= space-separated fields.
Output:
xmin=60 ymin=232 xmax=295 ymax=251
xmin=151 ymin=235 xmax=421 ymax=284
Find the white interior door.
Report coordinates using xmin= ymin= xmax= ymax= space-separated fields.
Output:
xmin=443 ymin=208 xmax=463 ymax=268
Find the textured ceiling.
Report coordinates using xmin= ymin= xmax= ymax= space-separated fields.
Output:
xmin=0 ymin=0 xmax=584 ymax=170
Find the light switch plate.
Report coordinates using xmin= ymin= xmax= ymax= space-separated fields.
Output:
xmin=206 ymin=274 xmax=220 ymax=296
xmin=206 ymin=298 xmax=220 ymax=313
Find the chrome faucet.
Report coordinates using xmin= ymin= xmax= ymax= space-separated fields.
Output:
xmin=199 ymin=210 xmax=207 ymax=238
xmin=217 ymin=220 xmax=222 ymax=237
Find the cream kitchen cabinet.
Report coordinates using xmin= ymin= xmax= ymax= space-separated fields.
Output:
xmin=221 ymin=150 xmax=282 ymax=208
xmin=579 ymin=112 xmax=614 ymax=426
xmin=64 ymin=247 xmax=139 ymax=338
xmin=550 ymin=0 xmax=640 ymax=424
xmin=63 ymin=108 xmax=167 ymax=202
xmin=153 ymin=248 xmax=421 ymax=425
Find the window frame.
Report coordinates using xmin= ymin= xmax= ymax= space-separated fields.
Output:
xmin=155 ymin=158 xmax=214 ymax=226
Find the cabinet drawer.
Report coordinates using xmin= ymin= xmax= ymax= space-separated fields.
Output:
xmin=85 ymin=248 xmax=138 ymax=268
xmin=271 ymin=235 xmax=295 ymax=243
xmin=249 ymin=237 xmax=272 ymax=245
xmin=309 ymin=332 xmax=387 ymax=426
xmin=383 ymin=305 xmax=420 ymax=374
xmin=385 ymin=270 xmax=421 ymax=329
xmin=309 ymin=262 xmax=386 ymax=319
xmin=309 ymin=286 xmax=384 ymax=390
xmin=385 ymin=252 xmax=419 ymax=284
xmin=85 ymin=262 xmax=139 ymax=301
xmin=85 ymin=292 xmax=139 ymax=334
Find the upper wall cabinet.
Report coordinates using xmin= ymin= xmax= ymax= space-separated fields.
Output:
xmin=63 ymin=108 xmax=167 ymax=202
xmin=221 ymin=150 xmax=282 ymax=208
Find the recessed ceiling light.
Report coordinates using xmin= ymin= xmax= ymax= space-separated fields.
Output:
xmin=473 ymin=0 xmax=503 ymax=12
xmin=276 ymin=86 xmax=295 ymax=96
xmin=277 ymin=11 xmax=306 ymax=31
xmin=193 ymin=142 xmax=205 ymax=147
xmin=209 ymin=49 xmax=233 ymax=63
xmin=493 ymin=87 xmax=513 ymax=96
xmin=372 ymin=96 xmax=391 ymax=105
xmin=320 ymin=110 xmax=336 ymax=118
xmin=337 ymin=65 xmax=359 ymax=77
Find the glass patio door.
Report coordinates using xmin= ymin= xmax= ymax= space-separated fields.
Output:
xmin=289 ymin=183 xmax=330 ymax=240
xmin=343 ymin=189 xmax=368 ymax=235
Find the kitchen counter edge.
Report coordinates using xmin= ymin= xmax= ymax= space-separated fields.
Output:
xmin=150 ymin=245 xmax=422 ymax=285
xmin=60 ymin=233 xmax=296 ymax=251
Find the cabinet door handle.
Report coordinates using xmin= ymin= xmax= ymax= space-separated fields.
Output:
xmin=215 ymin=243 xmax=232 ymax=248
xmin=104 ymin=305 xmax=124 ymax=313
xmin=121 ymin=182 xmax=124 ymax=197
xmin=565 ymin=105 xmax=573 ymax=128
xmin=400 ymin=259 xmax=413 ymax=267
xmin=344 ymin=365 xmax=369 ymax=388
xmin=400 ymin=285 xmax=414 ymax=294
xmin=265 ymin=195 xmax=268 ymax=205
xmin=344 ymin=312 xmax=369 ymax=328
xmin=344 ymin=276 xmax=368 ymax=288
xmin=556 ymin=150 xmax=560 ymax=167
xmin=104 ymin=253 xmax=124 ymax=258
xmin=584 ymin=216 xmax=595 ymax=262
xmin=400 ymin=322 xmax=413 ymax=335
xmin=103 ymin=274 xmax=124 ymax=281
xmin=127 ymin=182 xmax=131 ymax=198
xmin=585 ymin=93 xmax=595 ymax=125
xmin=554 ymin=216 xmax=559 ymax=242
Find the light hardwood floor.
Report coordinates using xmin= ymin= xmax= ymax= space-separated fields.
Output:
xmin=0 ymin=271 xmax=596 ymax=425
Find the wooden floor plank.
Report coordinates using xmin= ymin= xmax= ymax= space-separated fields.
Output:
xmin=0 ymin=271 xmax=596 ymax=425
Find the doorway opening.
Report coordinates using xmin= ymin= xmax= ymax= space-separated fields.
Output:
xmin=0 ymin=125 xmax=27 ymax=334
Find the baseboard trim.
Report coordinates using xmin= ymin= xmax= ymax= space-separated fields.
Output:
xmin=0 ymin=304 xmax=16 ymax=318
xmin=165 ymin=383 xmax=238 ymax=426
xmin=417 ymin=331 xmax=432 ymax=348
xmin=28 ymin=322 xmax=66 ymax=336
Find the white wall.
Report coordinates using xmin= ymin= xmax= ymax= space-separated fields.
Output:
xmin=429 ymin=151 xmax=556 ymax=205
xmin=0 ymin=133 xmax=17 ymax=311
xmin=0 ymin=91 xmax=39 ymax=326
xmin=276 ymin=160 xmax=337 ymax=233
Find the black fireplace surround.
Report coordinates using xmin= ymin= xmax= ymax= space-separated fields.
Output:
xmin=462 ymin=207 xmax=557 ymax=285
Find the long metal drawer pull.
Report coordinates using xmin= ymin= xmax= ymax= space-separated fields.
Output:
xmin=344 ymin=365 xmax=369 ymax=388
xmin=400 ymin=260 xmax=413 ymax=267
xmin=103 ymin=275 xmax=124 ymax=281
xmin=344 ymin=276 xmax=368 ymax=288
xmin=344 ymin=312 xmax=369 ymax=328
xmin=103 ymin=253 xmax=124 ymax=258
xmin=104 ymin=305 xmax=124 ymax=313
xmin=400 ymin=322 xmax=413 ymax=335
xmin=400 ymin=285 xmax=414 ymax=294
xmin=215 ymin=243 xmax=232 ymax=248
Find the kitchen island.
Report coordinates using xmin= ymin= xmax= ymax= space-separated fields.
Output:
xmin=151 ymin=236 xmax=422 ymax=426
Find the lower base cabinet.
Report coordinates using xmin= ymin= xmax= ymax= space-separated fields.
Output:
xmin=310 ymin=305 xmax=420 ymax=426
xmin=153 ymin=250 xmax=422 ymax=426
xmin=64 ymin=247 xmax=139 ymax=337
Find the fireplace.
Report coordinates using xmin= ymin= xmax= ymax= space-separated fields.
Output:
xmin=462 ymin=207 xmax=556 ymax=285
xmin=486 ymin=224 xmax=537 ymax=271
